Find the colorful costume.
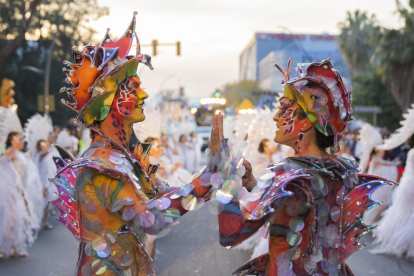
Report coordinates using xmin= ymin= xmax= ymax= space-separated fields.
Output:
xmin=50 ymin=12 xmax=229 ymax=276
xmin=214 ymin=59 xmax=396 ymax=275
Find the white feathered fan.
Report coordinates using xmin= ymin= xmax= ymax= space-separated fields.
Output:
xmin=0 ymin=105 xmax=23 ymax=153
xmin=377 ymin=103 xmax=414 ymax=150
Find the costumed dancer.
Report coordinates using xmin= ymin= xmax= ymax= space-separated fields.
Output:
xmin=210 ymin=58 xmax=396 ymax=275
xmin=24 ymin=113 xmax=57 ymax=229
xmin=190 ymin=131 xmax=201 ymax=172
xmin=358 ymin=123 xmax=398 ymax=225
xmin=372 ymin=104 xmax=414 ymax=257
xmin=0 ymin=104 xmax=42 ymax=258
xmin=51 ymin=12 xmax=241 ymax=275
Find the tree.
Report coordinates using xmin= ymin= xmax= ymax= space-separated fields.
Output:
xmin=214 ymin=80 xmax=261 ymax=108
xmin=352 ymin=67 xmax=402 ymax=132
xmin=337 ymin=10 xmax=380 ymax=77
xmin=0 ymin=0 xmax=42 ymax=67
xmin=374 ymin=0 xmax=414 ymax=112
xmin=0 ymin=0 xmax=108 ymax=126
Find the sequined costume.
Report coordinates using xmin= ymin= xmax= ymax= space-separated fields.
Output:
xmin=51 ymin=130 xmax=215 ymax=275
xmin=49 ymin=12 xmax=229 ymax=276
xmin=213 ymin=59 xmax=396 ymax=275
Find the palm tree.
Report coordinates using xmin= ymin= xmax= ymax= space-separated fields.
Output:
xmin=375 ymin=1 xmax=414 ymax=112
xmin=337 ymin=10 xmax=379 ymax=78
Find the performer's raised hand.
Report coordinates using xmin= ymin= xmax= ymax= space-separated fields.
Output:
xmin=241 ymin=159 xmax=257 ymax=192
xmin=209 ymin=112 xmax=224 ymax=155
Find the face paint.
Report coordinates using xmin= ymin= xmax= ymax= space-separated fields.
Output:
xmin=104 ymin=76 xmax=148 ymax=149
xmin=274 ymin=98 xmax=312 ymax=156
xmin=116 ymin=78 xmax=139 ymax=116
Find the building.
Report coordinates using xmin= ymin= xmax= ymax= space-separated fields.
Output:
xmin=239 ymin=33 xmax=351 ymax=92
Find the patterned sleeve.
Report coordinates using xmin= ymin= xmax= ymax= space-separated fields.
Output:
xmin=218 ymin=199 xmax=267 ymax=247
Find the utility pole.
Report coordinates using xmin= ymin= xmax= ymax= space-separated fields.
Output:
xmin=139 ymin=40 xmax=182 ymax=57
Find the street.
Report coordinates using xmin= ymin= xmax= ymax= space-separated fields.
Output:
xmin=1 ymin=205 xmax=414 ymax=276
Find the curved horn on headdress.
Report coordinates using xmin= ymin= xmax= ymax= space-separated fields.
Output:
xmin=272 ymin=57 xmax=292 ymax=83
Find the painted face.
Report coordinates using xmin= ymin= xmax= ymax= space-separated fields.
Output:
xmin=273 ymin=98 xmax=311 ymax=153
xmin=110 ymin=76 xmax=148 ymax=125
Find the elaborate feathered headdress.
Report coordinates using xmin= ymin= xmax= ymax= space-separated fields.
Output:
xmin=23 ymin=113 xmax=53 ymax=154
xmin=377 ymin=103 xmax=414 ymax=150
xmin=0 ymin=105 xmax=23 ymax=153
xmin=60 ymin=12 xmax=153 ymax=126
xmin=274 ymin=58 xmax=354 ymax=149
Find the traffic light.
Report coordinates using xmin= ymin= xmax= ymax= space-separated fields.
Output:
xmin=176 ymin=41 xmax=181 ymax=56
xmin=0 ymin=79 xmax=15 ymax=107
xmin=214 ymin=89 xmax=220 ymax=98
xmin=152 ymin=39 xmax=158 ymax=56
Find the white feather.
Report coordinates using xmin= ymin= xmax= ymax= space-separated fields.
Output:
xmin=377 ymin=103 xmax=414 ymax=150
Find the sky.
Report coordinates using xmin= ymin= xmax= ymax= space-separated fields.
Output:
xmin=90 ymin=0 xmax=407 ymax=99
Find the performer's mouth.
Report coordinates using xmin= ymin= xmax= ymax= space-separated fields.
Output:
xmin=135 ymin=103 xmax=144 ymax=109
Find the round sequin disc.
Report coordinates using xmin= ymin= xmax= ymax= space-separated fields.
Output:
xmin=289 ymin=217 xmax=305 ymax=232
xmin=330 ymin=206 xmax=340 ymax=222
xmin=86 ymin=200 xmax=98 ymax=214
xmin=182 ymin=194 xmax=198 ymax=211
xmin=90 ymin=219 xmax=104 ymax=234
xmin=286 ymin=231 xmax=302 ymax=246
xmin=140 ymin=210 xmax=155 ymax=228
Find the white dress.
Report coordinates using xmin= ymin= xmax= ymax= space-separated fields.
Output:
xmin=363 ymin=156 xmax=399 ymax=225
xmin=35 ymin=148 xmax=59 ymax=213
xmin=371 ymin=148 xmax=414 ymax=257
xmin=0 ymin=151 xmax=42 ymax=257
xmin=179 ymin=142 xmax=198 ymax=173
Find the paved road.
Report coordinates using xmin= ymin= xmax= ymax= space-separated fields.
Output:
xmin=1 ymin=207 xmax=414 ymax=276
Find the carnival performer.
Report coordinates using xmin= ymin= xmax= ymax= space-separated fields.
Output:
xmin=371 ymin=104 xmax=414 ymax=258
xmin=50 ymin=12 xmax=239 ymax=275
xmin=0 ymin=105 xmax=43 ymax=258
xmin=24 ymin=113 xmax=57 ymax=229
xmin=190 ymin=131 xmax=201 ymax=171
xmin=178 ymin=134 xmax=198 ymax=173
xmin=211 ymin=58 xmax=396 ymax=276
